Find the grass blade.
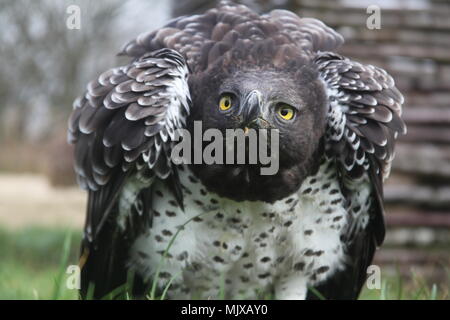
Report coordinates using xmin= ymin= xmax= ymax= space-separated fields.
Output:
xmin=160 ymin=271 xmax=182 ymax=300
xmin=51 ymin=231 xmax=72 ymax=300
xmin=308 ymin=286 xmax=326 ymax=300
xmin=149 ymin=212 xmax=206 ymax=299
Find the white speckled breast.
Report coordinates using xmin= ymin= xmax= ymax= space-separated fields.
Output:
xmin=128 ymin=160 xmax=369 ymax=299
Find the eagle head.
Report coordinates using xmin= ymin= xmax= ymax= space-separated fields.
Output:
xmin=187 ymin=61 xmax=329 ymax=203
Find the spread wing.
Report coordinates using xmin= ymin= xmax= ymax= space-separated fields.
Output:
xmin=68 ymin=48 xmax=190 ymax=298
xmin=310 ymin=52 xmax=406 ymax=299
xmin=68 ymin=48 xmax=190 ymax=241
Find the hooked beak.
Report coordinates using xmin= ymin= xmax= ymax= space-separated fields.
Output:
xmin=240 ymin=90 xmax=271 ymax=131
xmin=242 ymin=90 xmax=262 ymax=121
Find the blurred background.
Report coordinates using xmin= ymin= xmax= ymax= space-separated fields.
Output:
xmin=0 ymin=0 xmax=448 ymax=299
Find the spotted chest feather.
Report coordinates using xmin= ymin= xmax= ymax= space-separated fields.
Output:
xmin=127 ymin=160 xmax=369 ymax=299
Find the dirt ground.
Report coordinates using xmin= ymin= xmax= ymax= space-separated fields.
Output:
xmin=0 ymin=174 xmax=85 ymax=229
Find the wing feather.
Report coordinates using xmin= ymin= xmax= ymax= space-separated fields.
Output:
xmin=69 ymin=48 xmax=190 ymax=298
xmin=311 ymin=52 xmax=406 ymax=299
xmin=69 ymin=48 xmax=190 ymax=193
xmin=69 ymin=48 xmax=189 ymax=240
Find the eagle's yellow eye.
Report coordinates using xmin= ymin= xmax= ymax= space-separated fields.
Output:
xmin=277 ymin=105 xmax=295 ymax=121
xmin=219 ymin=95 xmax=232 ymax=111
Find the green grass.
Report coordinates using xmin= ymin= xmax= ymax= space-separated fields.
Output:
xmin=0 ymin=226 xmax=448 ymax=300
xmin=0 ymin=227 xmax=81 ymax=300
xmin=359 ymin=276 xmax=448 ymax=300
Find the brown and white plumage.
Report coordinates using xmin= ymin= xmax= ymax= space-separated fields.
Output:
xmin=68 ymin=1 xmax=405 ymax=299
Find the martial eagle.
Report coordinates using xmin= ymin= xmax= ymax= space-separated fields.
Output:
xmin=68 ymin=1 xmax=406 ymax=300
